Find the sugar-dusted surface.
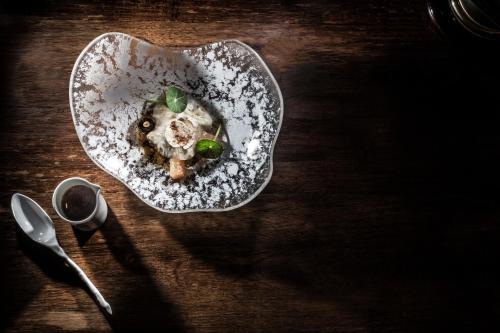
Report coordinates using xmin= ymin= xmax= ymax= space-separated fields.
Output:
xmin=71 ymin=33 xmax=282 ymax=212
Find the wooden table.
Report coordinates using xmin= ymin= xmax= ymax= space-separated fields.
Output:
xmin=2 ymin=1 xmax=500 ymax=332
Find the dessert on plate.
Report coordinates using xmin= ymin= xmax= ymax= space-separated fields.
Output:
xmin=135 ymin=86 xmax=223 ymax=181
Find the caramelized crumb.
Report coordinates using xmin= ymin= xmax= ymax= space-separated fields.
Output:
xmin=153 ymin=152 xmax=166 ymax=165
xmin=143 ymin=146 xmax=154 ymax=158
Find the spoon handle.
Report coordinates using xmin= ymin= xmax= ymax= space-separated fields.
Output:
xmin=64 ymin=256 xmax=113 ymax=315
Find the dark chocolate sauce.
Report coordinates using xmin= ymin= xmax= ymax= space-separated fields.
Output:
xmin=61 ymin=185 xmax=96 ymax=221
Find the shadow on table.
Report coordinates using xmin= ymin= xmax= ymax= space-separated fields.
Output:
xmin=160 ymin=190 xmax=500 ymax=331
xmin=72 ymin=225 xmax=98 ymax=247
xmin=162 ymin=211 xmax=260 ymax=278
xmin=158 ymin=49 xmax=500 ymax=331
xmin=99 ymin=207 xmax=185 ymax=332
xmin=0 ymin=226 xmax=83 ymax=331
xmin=159 ymin=200 xmax=353 ymax=297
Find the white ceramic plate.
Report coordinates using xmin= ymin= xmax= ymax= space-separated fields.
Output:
xmin=70 ymin=32 xmax=283 ymax=212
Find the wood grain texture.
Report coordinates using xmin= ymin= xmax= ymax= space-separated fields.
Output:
xmin=2 ymin=0 xmax=500 ymax=332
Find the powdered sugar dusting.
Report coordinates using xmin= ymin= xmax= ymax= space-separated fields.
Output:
xmin=70 ymin=33 xmax=282 ymax=212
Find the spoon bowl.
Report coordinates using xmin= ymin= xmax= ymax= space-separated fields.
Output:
xmin=11 ymin=193 xmax=58 ymax=247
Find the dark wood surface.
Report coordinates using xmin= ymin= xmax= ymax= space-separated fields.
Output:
xmin=2 ymin=1 xmax=500 ymax=332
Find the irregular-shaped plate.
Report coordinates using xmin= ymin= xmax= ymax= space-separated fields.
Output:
xmin=70 ymin=32 xmax=283 ymax=212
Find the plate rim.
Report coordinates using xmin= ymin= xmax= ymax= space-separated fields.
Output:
xmin=69 ymin=32 xmax=284 ymax=213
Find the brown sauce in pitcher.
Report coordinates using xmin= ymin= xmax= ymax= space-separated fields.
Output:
xmin=61 ymin=185 xmax=96 ymax=221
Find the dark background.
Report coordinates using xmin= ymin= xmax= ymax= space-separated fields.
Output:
xmin=1 ymin=0 xmax=500 ymax=332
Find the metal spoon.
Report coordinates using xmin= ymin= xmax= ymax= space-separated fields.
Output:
xmin=10 ymin=193 xmax=112 ymax=315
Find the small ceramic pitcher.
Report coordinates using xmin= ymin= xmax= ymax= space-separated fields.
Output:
xmin=52 ymin=177 xmax=108 ymax=231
